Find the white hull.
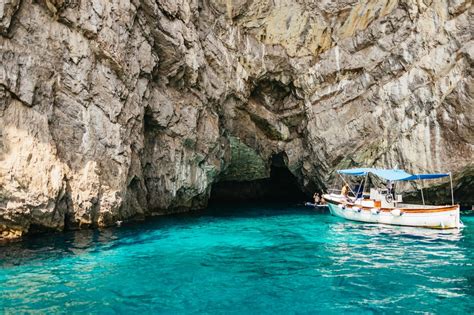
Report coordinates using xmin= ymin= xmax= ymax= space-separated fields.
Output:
xmin=324 ymin=195 xmax=461 ymax=229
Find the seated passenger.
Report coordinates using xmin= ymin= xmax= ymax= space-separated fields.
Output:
xmin=341 ymin=184 xmax=349 ymax=197
xmin=313 ymin=192 xmax=320 ymax=205
xmin=341 ymin=184 xmax=352 ymax=202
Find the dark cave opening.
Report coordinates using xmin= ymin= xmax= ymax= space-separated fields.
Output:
xmin=209 ymin=153 xmax=308 ymax=204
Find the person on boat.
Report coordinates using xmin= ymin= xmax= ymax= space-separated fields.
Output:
xmin=313 ymin=192 xmax=320 ymax=205
xmin=341 ymin=184 xmax=350 ymax=201
xmin=341 ymin=184 xmax=348 ymax=195
xmin=386 ymin=180 xmax=393 ymax=196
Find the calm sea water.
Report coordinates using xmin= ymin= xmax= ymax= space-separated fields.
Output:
xmin=1 ymin=204 xmax=473 ymax=314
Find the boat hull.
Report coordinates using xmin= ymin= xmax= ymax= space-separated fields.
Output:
xmin=324 ymin=197 xmax=461 ymax=229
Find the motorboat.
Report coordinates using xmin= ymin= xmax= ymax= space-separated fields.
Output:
xmin=322 ymin=168 xmax=462 ymax=229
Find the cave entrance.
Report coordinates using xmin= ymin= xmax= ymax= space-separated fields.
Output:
xmin=209 ymin=153 xmax=308 ymax=204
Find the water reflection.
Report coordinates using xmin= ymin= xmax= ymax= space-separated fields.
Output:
xmin=0 ymin=228 xmax=120 ymax=268
xmin=330 ymin=221 xmax=463 ymax=241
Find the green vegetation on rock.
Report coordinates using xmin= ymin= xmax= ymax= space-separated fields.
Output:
xmin=219 ymin=137 xmax=269 ymax=182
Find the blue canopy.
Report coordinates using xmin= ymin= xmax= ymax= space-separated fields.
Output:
xmin=404 ymin=173 xmax=450 ymax=180
xmin=337 ymin=168 xmax=449 ymax=181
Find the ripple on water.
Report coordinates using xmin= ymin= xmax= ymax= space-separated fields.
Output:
xmin=1 ymin=205 xmax=473 ymax=313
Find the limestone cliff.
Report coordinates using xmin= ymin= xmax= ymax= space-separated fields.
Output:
xmin=1 ymin=0 xmax=472 ymax=240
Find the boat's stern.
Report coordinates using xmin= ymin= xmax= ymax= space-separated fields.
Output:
xmin=455 ymin=205 xmax=463 ymax=229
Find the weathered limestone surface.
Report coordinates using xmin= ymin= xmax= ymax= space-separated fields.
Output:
xmin=0 ymin=0 xmax=472 ymax=239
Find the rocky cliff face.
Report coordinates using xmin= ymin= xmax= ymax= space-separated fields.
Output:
xmin=1 ymin=0 xmax=472 ymax=240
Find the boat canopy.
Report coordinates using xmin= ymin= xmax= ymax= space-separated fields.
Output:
xmin=406 ymin=173 xmax=450 ymax=180
xmin=337 ymin=168 xmax=449 ymax=181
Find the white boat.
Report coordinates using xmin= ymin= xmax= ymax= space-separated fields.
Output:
xmin=322 ymin=168 xmax=462 ymax=229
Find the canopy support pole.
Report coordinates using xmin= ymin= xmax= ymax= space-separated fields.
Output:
xmin=419 ymin=177 xmax=425 ymax=206
xmin=449 ymin=172 xmax=454 ymax=206
xmin=362 ymin=173 xmax=369 ymax=196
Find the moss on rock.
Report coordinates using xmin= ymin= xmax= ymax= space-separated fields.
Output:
xmin=219 ymin=136 xmax=269 ymax=182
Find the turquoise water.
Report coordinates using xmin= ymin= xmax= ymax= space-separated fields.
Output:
xmin=1 ymin=204 xmax=473 ymax=314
